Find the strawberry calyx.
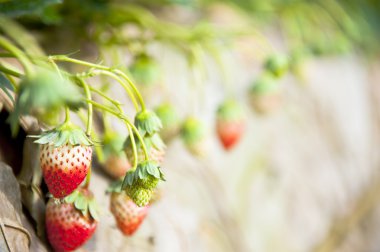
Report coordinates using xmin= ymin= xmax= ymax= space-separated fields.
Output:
xmin=249 ymin=74 xmax=279 ymax=96
xmin=181 ymin=117 xmax=206 ymax=145
xmin=64 ymin=189 xmax=100 ymax=221
xmin=34 ymin=121 xmax=93 ymax=147
xmin=134 ymin=110 xmax=163 ymax=137
xmin=217 ymin=100 xmax=246 ymax=122
xmin=122 ymin=161 xmax=165 ymax=189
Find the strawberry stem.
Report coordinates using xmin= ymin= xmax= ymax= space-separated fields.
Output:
xmin=49 ymin=55 xmax=144 ymax=111
xmin=0 ymin=35 xmax=34 ymax=75
xmin=77 ymin=78 xmax=93 ymax=136
xmin=127 ymin=124 xmax=138 ymax=169
xmin=88 ymin=101 xmax=149 ymax=160
xmin=64 ymin=107 xmax=71 ymax=123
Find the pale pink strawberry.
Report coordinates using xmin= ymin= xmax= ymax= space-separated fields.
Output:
xmin=40 ymin=143 xmax=92 ymax=198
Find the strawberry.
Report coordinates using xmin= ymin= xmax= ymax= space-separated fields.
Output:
xmin=110 ymin=191 xmax=148 ymax=236
xmin=104 ymin=155 xmax=131 ymax=179
xmin=154 ymin=103 xmax=181 ymax=143
xmin=249 ymin=74 xmax=282 ymax=114
xmin=216 ymin=100 xmax=246 ymax=150
xmin=101 ymin=132 xmax=131 ymax=179
xmin=130 ymin=54 xmax=160 ymax=87
xmin=264 ymin=54 xmax=289 ymax=78
xmin=122 ymin=161 xmax=165 ymax=207
xmin=180 ymin=117 xmax=208 ymax=157
xmin=45 ymin=189 xmax=99 ymax=251
xmin=35 ymin=122 xmax=93 ymax=198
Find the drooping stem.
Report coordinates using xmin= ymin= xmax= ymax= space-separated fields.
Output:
xmin=92 ymin=69 xmax=139 ymax=111
xmin=88 ymin=100 xmax=149 ymax=160
xmin=0 ymin=63 xmax=23 ymax=78
xmin=49 ymin=55 xmax=143 ymax=111
xmin=77 ymin=78 xmax=93 ymax=135
xmin=113 ymin=69 xmax=146 ymax=111
xmin=0 ymin=36 xmax=34 ymax=75
xmin=126 ymin=124 xmax=138 ymax=169
xmin=64 ymin=107 xmax=70 ymax=123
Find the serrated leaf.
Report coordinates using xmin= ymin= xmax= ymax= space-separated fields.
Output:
xmin=54 ymin=130 xmax=70 ymax=147
xmin=88 ymin=200 xmax=99 ymax=221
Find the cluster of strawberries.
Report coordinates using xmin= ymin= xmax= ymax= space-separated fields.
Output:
xmin=36 ymin=110 xmax=165 ymax=251
xmin=36 ymin=53 xmax=288 ymax=252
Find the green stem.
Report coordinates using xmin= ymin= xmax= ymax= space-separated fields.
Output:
xmin=64 ymin=107 xmax=70 ymax=123
xmin=78 ymin=110 xmax=105 ymax=163
xmin=77 ymin=78 xmax=93 ymax=135
xmin=49 ymin=55 xmax=109 ymax=70
xmin=88 ymin=86 xmax=123 ymax=112
xmin=0 ymin=63 xmax=23 ymax=78
xmin=113 ymin=69 xmax=146 ymax=111
xmin=50 ymin=55 xmax=142 ymax=111
xmin=92 ymin=69 xmax=139 ymax=111
xmin=126 ymin=124 xmax=138 ymax=169
xmin=0 ymin=36 xmax=34 ymax=75
xmin=88 ymin=100 xmax=149 ymax=160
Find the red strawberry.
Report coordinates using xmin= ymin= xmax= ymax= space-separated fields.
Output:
xmin=46 ymin=189 xmax=98 ymax=251
xmin=110 ymin=191 xmax=148 ymax=236
xmin=40 ymin=143 xmax=92 ymax=198
xmin=35 ymin=122 xmax=93 ymax=198
xmin=216 ymin=100 xmax=246 ymax=150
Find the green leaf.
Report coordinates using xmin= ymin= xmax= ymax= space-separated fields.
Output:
xmin=0 ymin=0 xmax=62 ymax=18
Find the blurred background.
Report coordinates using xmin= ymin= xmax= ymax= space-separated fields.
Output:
xmin=1 ymin=0 xmax=380 ymax=251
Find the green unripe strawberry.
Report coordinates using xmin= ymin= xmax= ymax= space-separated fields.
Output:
xmin=130 ymin=55 xmax=160 ymax=87
xmin=126 ymin=186 xmax=153 ymax=207
xmin=121 ymin=161 xmax=165 ymax=206
xmin=264 ymin=54 xmax=289 ymax=78
xmin=181 ymin=117 xmax=208 ymax=157
xmin=154 ymin=103 xmax=181 ymax=143
xmin=249 ymin=74 xmax=282 ymax=114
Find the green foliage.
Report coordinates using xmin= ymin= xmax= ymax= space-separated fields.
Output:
xmin=0 ymin=0 xmax=62 ymax=18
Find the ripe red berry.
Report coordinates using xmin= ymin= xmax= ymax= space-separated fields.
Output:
xmin=216 ymin=100 xmax=246 ymax=150
xmin=45 ymin=190 xmax=97 ymax=251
